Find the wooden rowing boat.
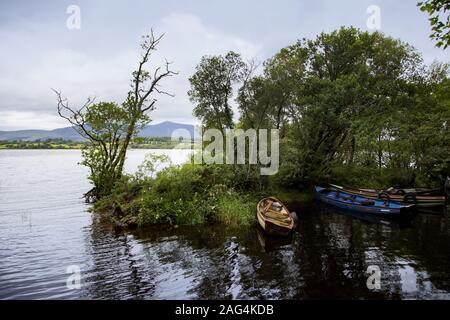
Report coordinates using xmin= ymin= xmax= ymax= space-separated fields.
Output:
xmin=314 ymin=186 xmax=415 ymax=218
xmin=257 ymin=197 xmax=294 ymax=236
xmin=328 ymin=184 xmax=446 ymax=207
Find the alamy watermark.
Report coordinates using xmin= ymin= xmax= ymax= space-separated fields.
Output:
xmin=66 ymin=265 xmax=81 ymax=290
xmin=366 ymin=5 xmax=381 ymax=31
xmin=171 ymin=128 xmax=279 ymax=176
xmin=366 ymin=265 xmax=381 ymax=290
xmin=66 ymin=5 xmax=81 ymax=30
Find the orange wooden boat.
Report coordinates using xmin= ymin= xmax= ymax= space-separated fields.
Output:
xmin=257 ymin=197 xmax=294 ymax=236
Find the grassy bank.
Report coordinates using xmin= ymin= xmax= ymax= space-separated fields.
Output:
xmin=93 ymin=154 xmax=434 ymax=229
xmin=91 ymin=157 xmax=442 ymax=229
xmin=0 ymin=141 xmax=85 ymax=149
xmin=94 ymin=162 xmax=265 ymax=228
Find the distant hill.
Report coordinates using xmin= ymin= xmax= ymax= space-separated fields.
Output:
xmin=0 ymin=121 xmax=195 ymax=141
xmin=138 ymin=121 xmax=195 ymax=139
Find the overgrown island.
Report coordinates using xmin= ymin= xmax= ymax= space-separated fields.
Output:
xmin=51 ymin=24 xmax=449 ymax=229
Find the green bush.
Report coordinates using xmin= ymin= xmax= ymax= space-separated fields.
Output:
xmin=95 ymin=162 xmax=258 ymax=228
xmin=329 ymin=164 xmax=434 ymax=188
xmin=214 ymin=191 xmax=255 ymax=226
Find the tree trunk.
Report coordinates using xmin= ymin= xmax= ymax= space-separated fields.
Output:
xmin=116 ymin=119 xmax=137 ymax=175
xmin=377 ymin=133 xmax=382 ymax=169
xmin=349 ymin=136 xmax=356 ymax=164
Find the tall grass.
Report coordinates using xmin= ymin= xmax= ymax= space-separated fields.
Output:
xmin=94 ymin=163 xmax=260 ymax=228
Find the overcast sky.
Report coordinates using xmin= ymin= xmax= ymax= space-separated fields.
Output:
xmin=0 ymin=0 xmax=448 ymax=130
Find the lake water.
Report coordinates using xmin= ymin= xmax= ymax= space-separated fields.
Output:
xmin=0 ymin=150 xmax=449 ymax=299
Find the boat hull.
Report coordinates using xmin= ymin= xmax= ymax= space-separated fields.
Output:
xmin=314 ymin=186 xmax=415 ymax=218
xmin=328 ymin=184 xmax=445 ymax=207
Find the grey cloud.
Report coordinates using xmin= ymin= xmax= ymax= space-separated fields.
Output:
xmin=0 ymin=0 xmax=448 ymax=130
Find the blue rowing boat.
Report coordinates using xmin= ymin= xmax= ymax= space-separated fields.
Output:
xmin=314 ymin=186 xmax=415 ymax=218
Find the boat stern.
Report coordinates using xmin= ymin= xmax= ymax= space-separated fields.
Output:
xmin=399 ymin=204 xmax=417 ymax=217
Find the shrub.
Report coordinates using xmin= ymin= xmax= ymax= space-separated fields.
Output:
xmin=95 ymin=162 xmax=259 ymax=227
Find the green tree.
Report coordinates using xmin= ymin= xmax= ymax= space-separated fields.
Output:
xmin=237 ymin=76 xmax=273 ymax=130
xmin=188 ymin=51 xmax=247 ymax=133
xmin=396 ymin=63 xmax=450 ymax=183
xmin=238 ymin=45 xmax=307 ymax=136
xmin=54 ymin=31 xmax=176 ymax=200
xmin=238 ymin=27 xmax=425 ymax=187
xmin=418 ymin=0 xmax=450 ymax=49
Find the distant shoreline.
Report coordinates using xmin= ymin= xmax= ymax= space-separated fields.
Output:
xmin=0 ymin=140 xmax=194 ymax=150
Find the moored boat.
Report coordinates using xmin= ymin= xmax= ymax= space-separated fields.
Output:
xmin=257 ymin=197 xmax=295 ymax=236
xmin=314 ymin=186 xmax=415 ymax=218
xmin=328 ymin=184 xmax=445 ymax=207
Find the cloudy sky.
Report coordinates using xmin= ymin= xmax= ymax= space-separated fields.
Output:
xmin=0 ymin=0 xmax=447 ymax=130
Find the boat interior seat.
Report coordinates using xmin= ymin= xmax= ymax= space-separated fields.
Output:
xmin=261 ymin=199 xmax=291 ymax=223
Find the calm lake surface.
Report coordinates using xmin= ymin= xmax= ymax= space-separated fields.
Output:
xmin=0 ymin=150 xmax=449 ymax=299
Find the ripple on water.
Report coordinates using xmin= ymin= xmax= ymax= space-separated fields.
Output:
xmin=0 ymin=150 xmax=449 ymax=299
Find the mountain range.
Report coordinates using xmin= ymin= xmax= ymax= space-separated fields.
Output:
xmin=0 ymin=121 xmax=195 ymax=141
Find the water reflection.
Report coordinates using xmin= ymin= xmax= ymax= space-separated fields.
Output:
xmin=81 ymin=217 xmax=157 ymax=299
xmin=0 ymin=150 xmax=449 ymax=299
xmin=314 ymin=202 xmax=414 ymax=229
xmin=80 ymin=207 xmax=450 ymax=299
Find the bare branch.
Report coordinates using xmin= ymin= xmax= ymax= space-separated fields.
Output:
xmin=133 ymin=30 xmax=166 ymax=106
xmin=141 ymin=60 xmax=178 ymax=103
xmin=54 ymin=29 xmax=177 ymax=198
xmin=52 ymin=89 xmax=104 ymax=146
